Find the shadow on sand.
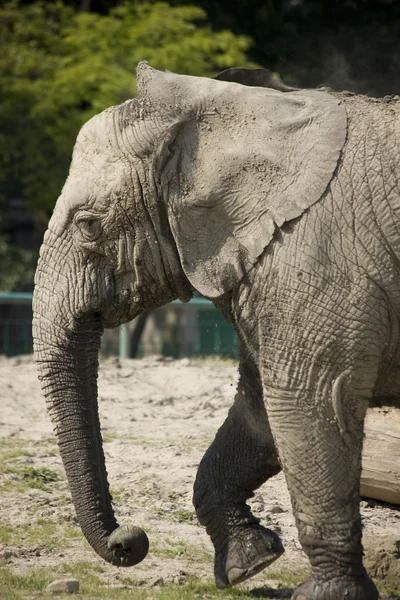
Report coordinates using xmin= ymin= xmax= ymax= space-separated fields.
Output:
xmin=249 ymin=586 xmax=294 ymax=599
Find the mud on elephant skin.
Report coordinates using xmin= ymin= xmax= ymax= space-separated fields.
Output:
xmin=33 ymin=64 xmax=400 ymax=599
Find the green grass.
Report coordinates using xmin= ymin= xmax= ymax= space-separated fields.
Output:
xmin=0 ymin=441 xmax=63 ymax=492
xmin=0 ymin=466 xmax=61 ymax=493
xmin=0 ymin=519 xmax=83 ymax=551
xmin=150 ymin=537 xmax=212 ymax=563
xmin=0 ymin=524 xmax=13 ymax=544
xmin=0 ymin=448 xmax=35 ymax=461
xmin=21 ymin=466 xmax=61 ymax=490
xmin=376 ymin=580 xmax=400 ymax=598
xmin=0 ymin=561 xmax=398 ymax=600
xmin=0 ymin=563 xmax=275 ymax=599
xmin=169 ymin=508 xmax=198 ymax=524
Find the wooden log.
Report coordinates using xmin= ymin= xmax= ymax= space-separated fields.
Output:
xmin=361 ymin=407 xmax=400 ymax=505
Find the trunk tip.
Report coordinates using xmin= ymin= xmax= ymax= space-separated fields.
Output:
xmin=107 ymin=525 xmax=149 ymax=567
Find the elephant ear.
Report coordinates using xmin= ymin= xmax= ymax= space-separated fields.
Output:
xmin=136 ymin=63 xmax=347 ymax=298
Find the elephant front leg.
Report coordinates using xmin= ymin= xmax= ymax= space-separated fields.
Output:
xmin=262 ymin=360 xmax=378 ymax=600
xmin=193 ymin=354 xmax=284 ymax=588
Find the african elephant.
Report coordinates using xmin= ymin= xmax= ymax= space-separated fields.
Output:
xmin=33 ymin=63 xmax=400 ymax=600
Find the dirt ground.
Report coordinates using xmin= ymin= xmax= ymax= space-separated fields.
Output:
xmin=0 ymin=354 xmax=400 ymax=597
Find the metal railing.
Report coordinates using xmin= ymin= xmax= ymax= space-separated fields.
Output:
xmin=0 ymin=292 xmax=34 ymax=356
xmin=0 ymin=293 xmax=238 ymax=359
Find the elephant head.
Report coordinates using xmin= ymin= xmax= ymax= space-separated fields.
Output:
xmin=33 ymin=63 xmax=346 ymax=567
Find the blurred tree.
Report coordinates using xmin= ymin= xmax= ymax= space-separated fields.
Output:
xmin=0 ymin=234 xmax=36 ymax=291
xmin=171 ymin=0 xmax=400 ymax=95
xmin=14 ymin=0 xmax=400 ymax=95
xmin=0 ymin=0 xmax=253 ymax=216
xmin=0 ymin=0 xmax=253 ymax=289
xmin=18 ymin=0 xmax=120 ymax=13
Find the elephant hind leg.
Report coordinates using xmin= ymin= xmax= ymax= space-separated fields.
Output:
xmin=262 ymin=360 xmax=378 ymax=600
xmin=193 ymin=350 xmax=283 ymax=588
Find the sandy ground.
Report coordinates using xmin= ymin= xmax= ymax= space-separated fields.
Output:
xmin=0 ymin=354 xmax=399 ymax=595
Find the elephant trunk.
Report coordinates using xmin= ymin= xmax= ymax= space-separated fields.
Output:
xmin=33 ymin=286 xmax=149 ymax=567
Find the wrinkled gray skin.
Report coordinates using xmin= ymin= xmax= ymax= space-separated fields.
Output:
xmin=33 ymin=64 xmax=400 ymax=600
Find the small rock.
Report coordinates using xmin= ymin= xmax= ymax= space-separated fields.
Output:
xmin=148 ymin=576 xmax=164 ymax=587
xmin=360 ymin=499 xmax=377 ymax=508
xmin=46 ymin=579 xmax=79 ymax=594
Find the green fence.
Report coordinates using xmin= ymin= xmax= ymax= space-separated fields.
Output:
xmin=0 ymin=293 xmax=33 ymax=356
xmin=158 ymin=298 xmax=238 ymax=359
xmin=0 ymin=318 xmax=33 ymax=356
xmin=0 ymin=293 xmax=238 ymax=359
xmin=196 ymin=309 xmax=238 ymax=358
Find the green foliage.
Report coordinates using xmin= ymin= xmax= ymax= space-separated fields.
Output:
xmin=0 ymin=0 xmax=253 ymax=215
xmin=20 ymin=466 xmax=61 ymax=490
xmin=180 ymin=0 xmax=400 ymax=95
xmin=0 ymin=1 xmax=74 ymax=209
xmin=0 ymin=234 xmax=36 ymax=291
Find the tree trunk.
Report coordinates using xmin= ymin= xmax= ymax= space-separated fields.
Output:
xmin=130 ymin=312 xmax=149 ymax=358
xmin=361 ymin=407 xmax=400 ymax=505
xmin=80 ymin=0 xmax=91 ymax=12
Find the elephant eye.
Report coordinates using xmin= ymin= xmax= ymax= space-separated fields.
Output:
xmin=75 ymin=213 xmax=102 ymax=241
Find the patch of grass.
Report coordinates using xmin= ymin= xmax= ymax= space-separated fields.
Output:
xmin=151 ymin=537 xmax=212 ymax=563
xmin=110 ymin=486 xmax=127 ymax=502
xmin=0 ymin=448 xmax=35 ymax=461
xmin=376 ymin=579 xmax=400 ymax=598
xmin=58 ymin=560 xmax=105 ymax=576
xmin=0 ymin=439 xmax=25 ymax=450
xmin=0 ymin=438 xmax=62 ymax=488
xmin=1 ymin=561 xmax=397 ymax=600
xmin=18 ymin=520 xmax=59 ymax=550
xmin=170 ymin=508 xmax=197 ymax=523
xmin=0 ymin=442 xmax=62 ymax=493
xmin=262 ymin=567 xmax=310 ymax=587
xmin=153 ymin=506 xmax=201 ymax=526
xmin=46 ymin=446 xmax=59 ymax=457
xmin=0 ymin=563 xmax=52 ymax=599
xmin=0 ymin=564 xmax=255 ymax=599
xmin=102 ymin=432 xmax=118 ymax=443
xmin=0 ymin=480 xmax=28 ymax=493
xmin=0 ymin=524 xmax=13 ymax=544
xmin=0 ymin=520 xmax=83 ymax=552
xmin=20 ymin=466 xmax=61 ymax=491
xmin=62 ymin=524 xmax=83 ymax=540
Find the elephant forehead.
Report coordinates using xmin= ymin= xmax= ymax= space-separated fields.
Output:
xmin=48 ymin=159 xmax=127 ymax=236
xmin=76 ymin=107 xmax=119 ymax=151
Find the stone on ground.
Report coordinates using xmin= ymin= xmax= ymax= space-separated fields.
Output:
xmin=46 ymin=578 xmax=80 ymax=593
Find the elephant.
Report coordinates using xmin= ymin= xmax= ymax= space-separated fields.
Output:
xmin=32 ymin=63 xmax=400 ymax=600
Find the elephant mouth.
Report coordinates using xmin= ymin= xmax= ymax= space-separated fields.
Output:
xmin=101 ymin=288 xmax=141 ymax=329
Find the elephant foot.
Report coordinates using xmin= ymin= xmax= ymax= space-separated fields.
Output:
xmin=215 ymin=524 xmax=284 ymax=589
xmin=292 ymin=574 xmax=379 ymax=600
